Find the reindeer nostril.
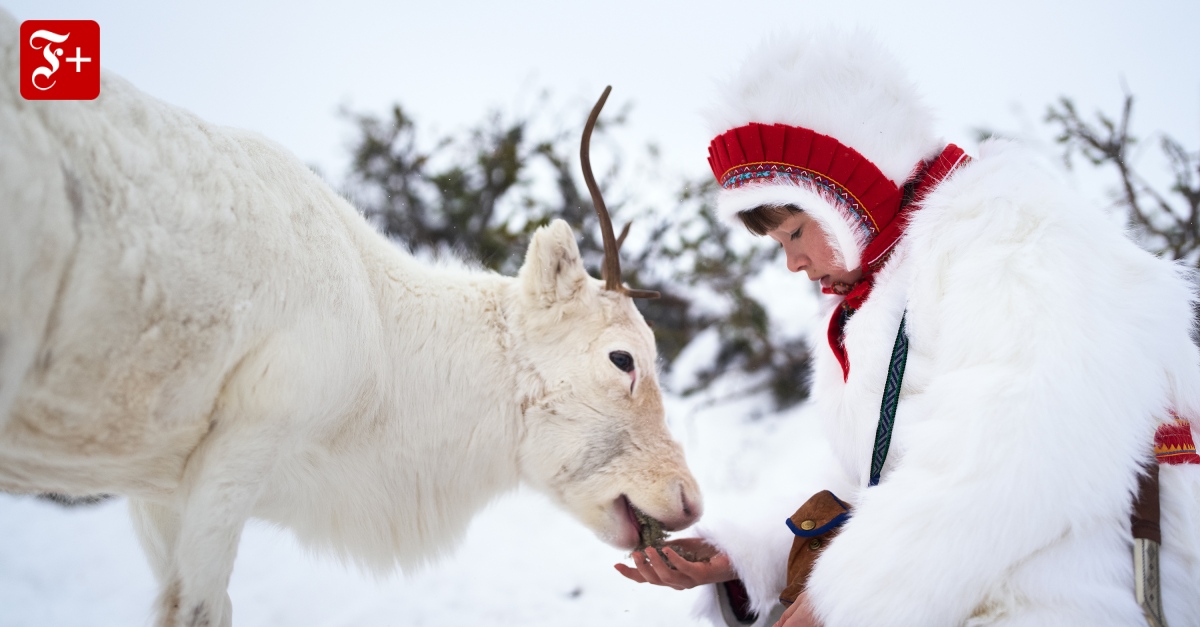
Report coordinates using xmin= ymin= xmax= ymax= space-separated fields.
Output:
xmin=680 ymin=487 xmax=694 ymax=518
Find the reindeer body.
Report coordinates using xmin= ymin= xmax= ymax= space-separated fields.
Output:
xmin=2 ymin=88 xmax=523 ymax=558
xmin=0 ymin=12 xmax=699 ymax=626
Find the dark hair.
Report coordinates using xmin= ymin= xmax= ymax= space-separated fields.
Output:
xmin=735 ymin=204 xmax=801 ymax=236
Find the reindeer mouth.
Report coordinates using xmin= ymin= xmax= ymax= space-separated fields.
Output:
xmin=619 ymin=494 xmax=668 ymax=551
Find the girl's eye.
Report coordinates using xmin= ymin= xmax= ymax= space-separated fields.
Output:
xmin=790 ymin=227 xmax=803 ymax=241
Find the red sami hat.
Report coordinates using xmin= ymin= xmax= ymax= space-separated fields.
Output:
xmin=706 ymin=33 xmax=942 ymax=271
xmin=708 ymin=123 xmax=905 ymax=271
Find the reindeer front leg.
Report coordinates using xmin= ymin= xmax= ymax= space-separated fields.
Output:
xmin=129 ymin=498 xmax=182 ymax=586
xmin=148 ymin=415 xmax=282 ymax=627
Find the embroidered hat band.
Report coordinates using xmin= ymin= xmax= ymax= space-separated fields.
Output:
xmin=707 ymin=122 xmax=906 ymax=256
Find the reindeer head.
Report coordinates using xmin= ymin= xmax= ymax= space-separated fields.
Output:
xmin=511 ymin=88 xmax=702 ymax=549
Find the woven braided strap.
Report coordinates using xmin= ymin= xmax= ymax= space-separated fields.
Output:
xmin=869 ymin=313 xmax=908 ymax=487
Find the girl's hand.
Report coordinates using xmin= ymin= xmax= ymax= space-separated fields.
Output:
xmin=613 ymin=538 xmax=736 ymax=590
xmin=774 ymin=593 xmax=822 ymax=627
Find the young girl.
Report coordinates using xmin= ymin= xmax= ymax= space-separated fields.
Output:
xmin=617 ymin=33 xmax=1200 ymax=627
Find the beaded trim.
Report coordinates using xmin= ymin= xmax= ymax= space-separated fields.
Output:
xmin=720 ymin=162 xmax=879 ymax=239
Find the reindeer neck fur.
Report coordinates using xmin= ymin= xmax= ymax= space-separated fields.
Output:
xmin=256 ymin=211 xmax=543 ymax=573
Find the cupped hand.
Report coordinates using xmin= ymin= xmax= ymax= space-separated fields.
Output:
xmin=613 ymin=538 xmax=737 ymax=590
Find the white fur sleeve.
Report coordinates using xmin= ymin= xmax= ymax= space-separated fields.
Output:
xmin=693 ymin=442 xmax=854 ymax=624
xmin=806 ymin=152 xmax=1193 ymax=625
xmin=694 ymin=511 xmax=794 ymax=622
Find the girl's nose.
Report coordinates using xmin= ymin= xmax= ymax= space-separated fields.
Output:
xmin=786 ymin=250 xmax=805 ymax=273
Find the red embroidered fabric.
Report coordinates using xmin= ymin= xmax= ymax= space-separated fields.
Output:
xmin=1156 ymin=414 xmax=1200 ymax=465
xmin=825 ymin=144 xmax=971 ymax=379
xmin=707 ymin=123 xmax=905 ymax=243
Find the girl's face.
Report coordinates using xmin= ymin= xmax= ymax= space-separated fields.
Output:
xmin=766 ymin=211 xmax=863 ymax=290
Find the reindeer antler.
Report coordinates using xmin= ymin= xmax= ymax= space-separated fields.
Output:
xmin=580 ymin=86 xmax=660 ymax=300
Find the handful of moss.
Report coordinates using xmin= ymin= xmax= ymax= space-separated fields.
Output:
xmin=633 ymin=508 xmax=715 ymax=568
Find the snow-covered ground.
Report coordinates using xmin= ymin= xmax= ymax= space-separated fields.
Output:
xmin=0 ymin=386 xmax=833 ymax=627
xmin=0 ymin=486 xmax=693 ymax=627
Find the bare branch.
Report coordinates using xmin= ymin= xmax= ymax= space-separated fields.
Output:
xmin=1046 ymin=92 xmax=1200 ymax=265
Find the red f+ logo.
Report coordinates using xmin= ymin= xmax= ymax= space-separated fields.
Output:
xmin=20 ymin=20 xmax=100 ymax=101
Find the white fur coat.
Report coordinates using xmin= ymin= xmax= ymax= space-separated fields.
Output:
xmin=697 ymin=141 xmax=1200 ymax=626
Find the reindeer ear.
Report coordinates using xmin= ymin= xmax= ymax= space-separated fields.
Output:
xmin=520 ymin=219 xmax=590 ymax=306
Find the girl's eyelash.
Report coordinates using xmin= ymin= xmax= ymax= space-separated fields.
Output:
xmin=790 ymin=228 xmax=802 ymax=240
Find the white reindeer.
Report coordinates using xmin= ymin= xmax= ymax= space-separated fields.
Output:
xmin=0 ymin=12 xmax=700 ymax=627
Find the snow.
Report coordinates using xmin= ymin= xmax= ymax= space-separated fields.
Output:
xmin=3 ymin=1 xmax=1193 ymax=622
xmin=0 ymin=382 xmax=832 ymax=626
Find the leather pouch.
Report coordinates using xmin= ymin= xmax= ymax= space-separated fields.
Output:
xmin=779 ymin=490 xmax=851 ymax=606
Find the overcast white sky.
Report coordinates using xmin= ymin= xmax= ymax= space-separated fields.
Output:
xmin=7 ymin=0 xmax=1198 ymax=188
xmin=3 ymin=4 xmax=1199 ymax=624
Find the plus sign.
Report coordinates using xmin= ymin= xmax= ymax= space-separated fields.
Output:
xmin=65 ymin=47 xmax=92 ymax=72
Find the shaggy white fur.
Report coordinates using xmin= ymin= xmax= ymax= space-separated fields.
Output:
xmin=699 ymin=140 xmax=1200 ymax=626
xmin=694 ymin=459 xmax=853 ymax=624
xmin=705 ymin=31 xmax=942 ymax=186
xmin=0 ymin=10 xmax=702 ymax=627
xmin=707 ymin=31 xmax=945 ymax=272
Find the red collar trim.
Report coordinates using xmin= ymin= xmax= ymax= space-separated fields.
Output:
xmin=826 ymin=144 xmax=971 ymax=380
xmin=860 ymin=144 xmax=969 ymax=272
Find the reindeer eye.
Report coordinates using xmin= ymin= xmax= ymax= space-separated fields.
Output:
xmin=609 ymin=351 xmax=634 ymax=373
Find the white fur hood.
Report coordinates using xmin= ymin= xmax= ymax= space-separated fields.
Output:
xmin=698 ymin=141 xmax=1200 ymax=626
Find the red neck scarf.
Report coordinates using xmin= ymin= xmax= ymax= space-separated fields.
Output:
xmin=827 ymin=144 xmax=971 ymax=379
